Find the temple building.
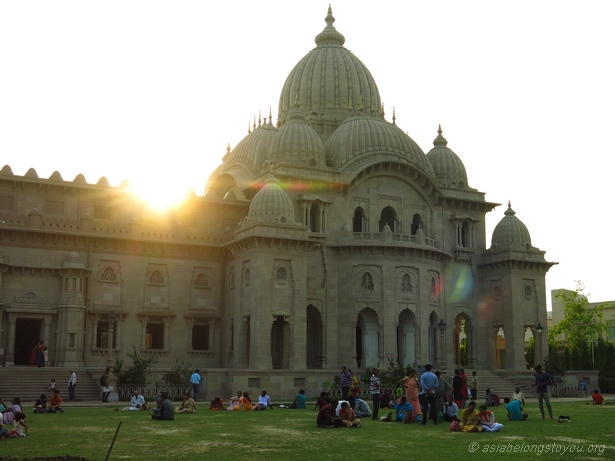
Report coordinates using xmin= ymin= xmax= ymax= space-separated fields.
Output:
xmin=0 ymin=7 xmax=555 ymax=397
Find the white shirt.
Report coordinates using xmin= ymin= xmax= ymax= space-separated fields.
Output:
xmin=69 ymin=372 xmax=77 ymax=386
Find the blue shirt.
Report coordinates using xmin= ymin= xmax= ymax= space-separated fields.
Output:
xmin=420 ymin=371 xmax=439 ymax=395
xmin=506 ymin=399 xmax=524 ymax=421
xmin=190 ymin=372 xmax=201 ymax=385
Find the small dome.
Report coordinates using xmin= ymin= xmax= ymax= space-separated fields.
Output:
xmin=324 ymin=115 xmax=434 ymax=176
xmin=426 ymin=126 xmax=468 ymax=189
xmin=63 ymin=251 xmax=85 ymax=268
xmin=247 ymin=176 xmax=297 ymax=225
xmin=491 ymin=203 xmax=533 ymax=249
xmin=268 ymin=106 xmax=326 ymax=167
xmin=49 ymin=171 xmax=63 ymax=181
xmin=1 ymin=165 xmax=14 ymax=176
xmin=221 ymin=118 xmax=279 ymax=174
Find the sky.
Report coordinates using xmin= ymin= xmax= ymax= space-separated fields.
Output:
xmin=1 ymin=1 xmax=614 ymax=308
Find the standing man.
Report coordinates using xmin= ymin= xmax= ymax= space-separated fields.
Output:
xmin=68 ymin=369 xmax=77 ymax=402
xmin=369 ymin=367 xmax=381 ymax=420
xmin=190 ymin=369 xmax=202 ymax=402
xmin=339 ymin=366 xmax=352 ymax=402
xmin=532 ymin=364 xmax=553 ymax=419
xmin=419 ymin=363 xmax=439 ymax=425
xmin=469 ymin=371 xmax=478 ymax=400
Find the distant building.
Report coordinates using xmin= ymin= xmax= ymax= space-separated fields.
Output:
xmin=550 ymin=289 xmax=615 ymax=342
xmin=0 ymin=6 xmax=555 ymax=396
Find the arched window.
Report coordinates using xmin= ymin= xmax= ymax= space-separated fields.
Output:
xmin=353 ymin=207 xmax=366 ymax=232
xmin=379 ymin=206 xmax=398 ymax=232
xmin=411 ymin=213 xmax=423 ymax=235
xmin=401 ymin=274 xmax=413 ymax=292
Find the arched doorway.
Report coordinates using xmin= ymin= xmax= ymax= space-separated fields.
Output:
xmin=306 ymin=305 xmax=323 ymax=369
xmin=453 ymin=313 xmax=473 ymax=368
xmin=271 ymin=316 xmax=290 ymax=369
xmin=397 ymin=309 xmax=416 ymax=369
xmin=356 ymin=308 xmax=379 ymax=368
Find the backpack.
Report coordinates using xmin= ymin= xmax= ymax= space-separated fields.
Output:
xmin=99 ymin=375 xmax=105 ymax=386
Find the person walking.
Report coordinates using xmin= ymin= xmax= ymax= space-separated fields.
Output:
xmin=190 ymin=369 xmax=202 ymax=402
xmin=68 ymin=369 xmax=77 ymax=401
xmin=532 ymin=364 xmax=553 ymax=419
xmin=369 ymin=367 xmax=381 ymax=420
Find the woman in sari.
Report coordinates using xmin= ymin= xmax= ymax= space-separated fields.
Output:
xmin=459 ymin=401 xmax=482 ymax=432
xmin=401 ymin=369 xmax=421 ymax=422
xmin=175 ymin=391 xmax=197 ymax=414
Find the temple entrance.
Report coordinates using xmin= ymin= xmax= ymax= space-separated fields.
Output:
xmin=14 ymin=318 xmax=43 ymax=365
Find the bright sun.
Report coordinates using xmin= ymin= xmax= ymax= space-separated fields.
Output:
xmin=130 ymin=177 xmax=192 ymax=212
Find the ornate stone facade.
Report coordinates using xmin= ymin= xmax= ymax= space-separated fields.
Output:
xmin=0 ymin=7 xmax=554 ymax=398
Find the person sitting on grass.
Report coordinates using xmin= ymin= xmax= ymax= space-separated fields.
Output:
xmin=48 ymin=391 xmax=64 ymax=413
xmin=152 ymin=392 xmax=174 ymax=420
xmin=443 ymin=394 xmax=460 ymax=422
xmin=229 ymin=391 xmax=242 ymax=411
xmin=478 ymin=404 xmax=504 ymax=432
xmin=591 ymin=389 xmax=604 ymax=405
xmin=338 ymin=401 xmax=361 ymax=427
xmin=288 ymin=389 xmax=306 ymax=409
xmin=316 ymin=400 xmax=342 ymax=428
xmin=175 ymin=392 xmax=197 ymax=414
xmin=504 ymin=397 xmax=528 ymax=421
xmin=122 ymin=390 xmax=147 ymax=411
xmin=4 ymin=411 xmax=27 ymax=438
xmin=485 ymin=388 xmax=501 ymax=407
xmin=459 ymin=401 xmax=482 ymax=432
xmin=2 ymin=397 xmax=23 ymax=423
xmin=34 ymin=394 xmax=48 ymax=413
xmin=353 ymin=393 xmax=372 ymax=419
xmin=257 ymin=390 xmax=274 ymax=410
xmin=394 ymin=396 xmax=413 ymax=422
xmin=209 ymin=397 xmax=225 ymax=410
xmin=314 ymin=392 xmax=331 ymax=411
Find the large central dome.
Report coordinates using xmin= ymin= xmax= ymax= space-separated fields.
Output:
xmin=277 ymin=6 xmax=383 ymax=139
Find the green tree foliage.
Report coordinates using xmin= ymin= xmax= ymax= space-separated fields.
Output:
xmin=161 ymin=360 xmax=193 ymax=399
xmin=550 ymin=282 xmax=614 ymax=350
xmin=115 ymin=346 xmax=157 ymax=386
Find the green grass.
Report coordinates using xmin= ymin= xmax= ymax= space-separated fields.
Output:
xmin=3 ymin=401 xmax=614 ymax=461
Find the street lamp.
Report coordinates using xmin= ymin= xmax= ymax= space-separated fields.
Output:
xmin=535 ymin=322 xmax=544 ymax=336
xmin=438 ymin=319 xmax=447 ymax=332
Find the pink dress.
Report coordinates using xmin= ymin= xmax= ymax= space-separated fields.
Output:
xmin=405 ymin=377 xmax=421 ymax=421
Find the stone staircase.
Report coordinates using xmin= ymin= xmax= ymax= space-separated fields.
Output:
xmin=0 ymin=367 xmax=103 ymax=404
xmin=472 ymin=369 xmax=535 ymax=401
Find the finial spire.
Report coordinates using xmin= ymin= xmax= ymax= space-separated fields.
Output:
xmin=433 ymin=125 xmax=448 ymax=147
xmin=392 ymin=107 xmax=396 ymax=125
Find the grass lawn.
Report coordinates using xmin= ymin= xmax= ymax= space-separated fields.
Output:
xmin=2 ymin=400 xmax=613 ymax=461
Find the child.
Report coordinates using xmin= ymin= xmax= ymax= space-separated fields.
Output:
xmin=5 ymin=412 xmax=28 ymax=437
xmin=49 ymin=378 xmax=57 ymax=392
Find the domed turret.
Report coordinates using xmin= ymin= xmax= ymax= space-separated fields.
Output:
xmin=268 ymin=104 xmax=326 ymax=168
xmin=426 ymin=126 xmax=469 ymax=189
xmin=324 ymin=115 xmax=435 ymax=177
xmin=278 ymin=6 xmax=382 ymax=138
xmin=491 ymin=203 xmax=533 ymax=249
xmin=221 ymin=116 xmax=279 ymax=174
xmin=246 ymin=175 xmax=299 ymax=225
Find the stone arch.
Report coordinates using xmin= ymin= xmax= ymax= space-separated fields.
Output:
xmin=453 ymin=313 xmax=474 ymax=368
xmin=397 ymin=309 xmax=417 ymax=369
xmin=379 ymin=206 xmax=398 ymax=232
xmin=353 ymin=206 xmax=366 ymax=232
xmin=271 ymin=315 xmax=290 ymax=369
xmin=356 ymin=307 xmax=379 ymax=368
xmin=306 ymin=305 xmax=323 ymax=369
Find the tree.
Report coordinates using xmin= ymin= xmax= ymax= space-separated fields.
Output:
xmin=550 ymin=282 xmax=614 ymax=352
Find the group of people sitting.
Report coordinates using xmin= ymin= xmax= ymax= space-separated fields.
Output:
xmin=32 ymin=391 xmax=65 ymax=413
xmin=0 ymin=397 xmax=28 ymax=438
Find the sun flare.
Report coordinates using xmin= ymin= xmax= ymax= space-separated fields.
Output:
xmin=130 ymin=177 xmax=192 ymax=212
